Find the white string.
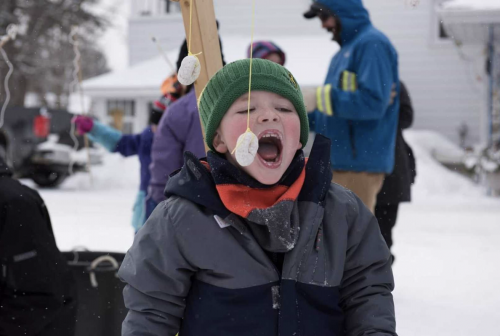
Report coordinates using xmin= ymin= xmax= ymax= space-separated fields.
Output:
xmin=68 ymin=27 xmax=82 ymax=175
xmin=0 ymin=47 xmax=13 ymax=130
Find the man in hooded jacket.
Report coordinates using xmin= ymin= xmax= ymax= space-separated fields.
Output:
xmin=305 ymin=0 xmax=400 ymax=213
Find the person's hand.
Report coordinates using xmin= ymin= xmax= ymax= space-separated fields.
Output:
xmin=72 ymin=115 xmax=94 ymax=135
xmin=389 ymin=83 xmax=397 ymax=105
xmin=301 ymin=87 xmax=317 ymax=113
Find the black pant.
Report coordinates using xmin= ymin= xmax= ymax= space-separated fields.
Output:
xmin=374 ymin=203 xmax=399 ymax=250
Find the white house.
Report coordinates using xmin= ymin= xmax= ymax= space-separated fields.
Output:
xmin=83 ymin=0 xmax=497 ymax=148
xmin=438 ymin=0 xmax=500 ymax=148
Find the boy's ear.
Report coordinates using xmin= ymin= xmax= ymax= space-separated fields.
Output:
xmin=213 ymin=130 xmax=228 ymax=154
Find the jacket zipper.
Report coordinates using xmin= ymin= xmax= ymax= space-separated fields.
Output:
xmin=348 ymin=121 xmax=357 ymax=159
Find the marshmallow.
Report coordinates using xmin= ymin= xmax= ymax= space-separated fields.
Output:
xmin=6 ymin=24 xmax=18 ymax=40
xmin=235 ymin=131 xmax=259 ymax=167
xmin=177 ymin=55 xmax=201 ymax=85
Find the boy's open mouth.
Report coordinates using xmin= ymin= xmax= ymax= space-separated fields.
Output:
xmin=257 ymin=130 xmax=283 ymax=168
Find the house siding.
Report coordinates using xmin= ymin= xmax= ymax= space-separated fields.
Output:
xmin=123 ymin=0 xmax=486 ymax=144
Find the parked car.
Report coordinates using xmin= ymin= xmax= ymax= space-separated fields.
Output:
xmin=0 ymin=106 xmax=100 ymax=187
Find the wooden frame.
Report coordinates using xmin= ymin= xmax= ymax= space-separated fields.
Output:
xmin=172 ymin=0 xmax=223 ymax=152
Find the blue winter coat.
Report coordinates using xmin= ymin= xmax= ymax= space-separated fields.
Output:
xmin=88 ymin=122 xmax=154 ymax=231
xmin=310 ymin=0 xmax=400 ymax=174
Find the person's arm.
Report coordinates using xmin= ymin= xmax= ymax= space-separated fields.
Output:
xmin=118 ymin=202 xmax=195 ymax=336
xmin=398 ymin=81 xmax=414 ymax=130
xmin=114 ymin=132 xmax=146 ymax=157
xmin=87 ymin=121 xmax=147 ymax=157
xmin=340 ymin=192 xmax=396 ymax=336
xmin=149 ymin=101 xmax=189 ymax=203
xmin=317 ymin=41 xmax=396 ymax=121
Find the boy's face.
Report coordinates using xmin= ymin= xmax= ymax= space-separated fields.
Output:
xmin=213 ymin=91 xmax=302 ymax=185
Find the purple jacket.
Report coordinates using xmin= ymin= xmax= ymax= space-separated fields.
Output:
xmin=149 ymin=90 xmax=206 ymax=203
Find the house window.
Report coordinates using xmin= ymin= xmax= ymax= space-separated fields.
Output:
xmin=438 ymin=20 xmax=450 ymax=40
xmin=107 ymin=100 xmax=136 ymax=134
xmin=165 ymin=0 xmax=180 ymax=13
xmin=107 ymin=100 xmax=135 ymax=117
xmin=432 ymin=1 xmax=453 ymax=44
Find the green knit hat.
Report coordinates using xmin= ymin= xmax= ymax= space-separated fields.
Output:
xmin=199 ymin=58 xmax=309 ymax=152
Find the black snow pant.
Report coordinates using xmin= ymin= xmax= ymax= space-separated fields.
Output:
xmin=374 ymin=203 xmax=399 ymax=250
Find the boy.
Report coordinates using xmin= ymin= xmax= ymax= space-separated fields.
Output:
xmin=118 ymin=59 xmax=396 ymax=336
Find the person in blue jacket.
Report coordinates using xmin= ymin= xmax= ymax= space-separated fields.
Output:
xmin=73 ymin=91 xmax=182 ymax=232
xmin=304 ymin=0 xmax=400 ymax=213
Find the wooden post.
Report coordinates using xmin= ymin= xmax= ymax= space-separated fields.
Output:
xmin=171 ymin=0 xmax=223 ymax=152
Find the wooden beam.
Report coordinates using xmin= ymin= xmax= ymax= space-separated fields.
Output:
xmin=172 ymin=0 xmax=223 ymax=152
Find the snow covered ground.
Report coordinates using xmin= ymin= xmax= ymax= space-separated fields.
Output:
xmin=22 ymin=130 xmax=500 ymax=335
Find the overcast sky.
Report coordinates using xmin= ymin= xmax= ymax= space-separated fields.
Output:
xmin=95 ymin=0 xmax=129 ymax=71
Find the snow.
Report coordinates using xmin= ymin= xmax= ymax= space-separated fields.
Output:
xmin=441 ymin=0 xmax=500 ymax=10
xmin=93 ymin=0 xmax=129 ymax=71
xmin=20 ymin=129 xmax=500 ymax=335
xmin=67 ymin=92 xmax=92 ymax=115
xmin=82 ymin=55 xmax=174 ymax=92
xmin=82 ymin=35 xmax=337 ymax=92
xmin=21 ymin=153 xmax=140 ymax=252
xmin=404 ymin=130 xmax=481 ymax=199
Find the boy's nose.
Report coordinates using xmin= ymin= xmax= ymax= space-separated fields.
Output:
xmin=257 ymin=108 xmax=280 ymax=123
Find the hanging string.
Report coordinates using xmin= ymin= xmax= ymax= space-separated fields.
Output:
xmin=187 ymin=0 xmax=202 ymax=57
xmin=69 ymin=27 xmax=82 ymax=175
xmin=69 ymin=26 xmax=92 ymax=180
xmin=0 ymin=48 xmax=13 ymax=130
xmin=188 ymin=0 xmax=193 ymax=54
xmin=231 ymin=0 xmax=256 ymax=155
xmin=246 ymin=0 xmax=256 ymax=130
xmin=0 ymin=24 xmax=17 ymax=130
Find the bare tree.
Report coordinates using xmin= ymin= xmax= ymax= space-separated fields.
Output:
xmin=0 ymin=0 xmax=110 ymax=108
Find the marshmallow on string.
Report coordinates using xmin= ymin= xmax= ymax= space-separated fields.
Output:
xmin=178 ymin=54 xmax=201 ymax=85
xmin=0 ymin=24 xmax=18 ymax=45
xmin=177 ymin=0 xmax=202 ymax=86
xmin=230 ymin=0 xmax=258 ymax=167
xmin=232 ymin=128 xmax=259 ymax=167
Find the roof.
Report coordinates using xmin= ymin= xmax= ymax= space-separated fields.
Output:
xmin=438 ymin=0 xmax=500 ymax=45
xmin=441 ymin=0 xmax=500 ymax=11
xmin=82 ymin=35 xmax=338 ymax=98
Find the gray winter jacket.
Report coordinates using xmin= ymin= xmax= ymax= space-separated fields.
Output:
xmin=118 ymin=135 xmax=396 ymax=336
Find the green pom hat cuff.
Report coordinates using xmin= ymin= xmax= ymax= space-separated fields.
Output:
xmin=198 ymin=59 xmax=309 ymax=152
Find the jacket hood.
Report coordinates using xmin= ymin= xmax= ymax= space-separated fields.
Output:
xmin=316 ymin=0 xmax=371 ymax=44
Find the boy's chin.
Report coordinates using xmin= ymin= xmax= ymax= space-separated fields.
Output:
xmin=251 ymin=173 xmax=281 ymax=185
xmin=245 ymin=164 xmax=284 ymax=185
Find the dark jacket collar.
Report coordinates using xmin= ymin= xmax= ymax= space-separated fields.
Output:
xmin=165 ymin=134 xmax=332 ymax=214
xmin=0 ymin=158 xmax=12 ymax=177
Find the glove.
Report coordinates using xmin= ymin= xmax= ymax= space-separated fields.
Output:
xmin=73 ymin=115 xmax=94 ymax=135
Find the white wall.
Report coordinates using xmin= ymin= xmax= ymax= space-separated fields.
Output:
xmin=128 ymin=0 xmax=324 ymax=66
xmin=126 ymin=0 xmax=487 ymax=145
xmin=91 ymin=96 xmax=154 ymax=133
xmin=128 ymin=14 xmax=185 ymax=66
xmin=363 ymin=0 xmax=486 ymax=146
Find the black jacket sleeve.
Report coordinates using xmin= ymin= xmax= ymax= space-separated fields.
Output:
xmin=0 ymin=180 xmax=74 ymax=336
xmin=398 ymin=81 xmax=414 ymax=130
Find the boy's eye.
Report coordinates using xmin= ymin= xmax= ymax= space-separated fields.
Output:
xmin=276 ymin=107 xmax=293 ymax=113
xmin=237 ymin=108 xmax=255 ymax=114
